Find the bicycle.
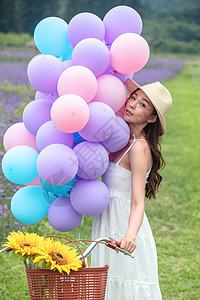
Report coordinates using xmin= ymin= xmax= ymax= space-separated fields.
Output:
xmin=1 ymin=236 xmax=133 ymax=299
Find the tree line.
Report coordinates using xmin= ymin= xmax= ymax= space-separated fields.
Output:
xmin=0 ymin=0 xmax=145 ymax=33
xmin=0 ymin=0 xmax=199 ymax=53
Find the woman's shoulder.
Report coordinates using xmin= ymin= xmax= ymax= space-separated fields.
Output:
xmin=129 ymin=140 xmax=152 ymax=171
xmin=129 ymin=140 xmax=151 ymax=163
xmin=130 ymin=139 xmax=150 ymax=154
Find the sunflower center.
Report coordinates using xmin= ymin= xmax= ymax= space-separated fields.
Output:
xmin=20 ymin=243 xmax=32 ymax=248
xmin=49 ymin=251 xmax=67 ymax=265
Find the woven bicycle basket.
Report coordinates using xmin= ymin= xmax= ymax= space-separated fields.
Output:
xmin=25 ymin=236 xmax=109 ymax=299
xmin=26 ymin=266 xmax=109 ymax=300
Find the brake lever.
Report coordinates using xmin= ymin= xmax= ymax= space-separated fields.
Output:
xmin=107 ymin=238 xmax=134 ymax=258
xmin=114 ymin=246 xmax=134 ymax=258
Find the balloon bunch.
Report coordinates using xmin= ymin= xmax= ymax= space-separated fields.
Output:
xmin=1 ymin=6 xmax=149 ymax=232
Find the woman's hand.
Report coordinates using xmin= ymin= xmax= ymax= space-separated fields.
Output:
xmin=115 ymin=235 xmax=136 ymax=254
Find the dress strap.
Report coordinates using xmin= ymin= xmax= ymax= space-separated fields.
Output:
xmin=116 ymin=134 xmax=147 ymax=165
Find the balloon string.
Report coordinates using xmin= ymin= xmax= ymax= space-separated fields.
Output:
xmin=46 ymin=92 xmax=57 ymax=100
xmin=52 ymin=92 xmax=57 ymax=100
xmin=46 ymin=93 xmax=53 ymax=99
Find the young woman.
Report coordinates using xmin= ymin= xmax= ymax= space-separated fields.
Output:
xmin=91 ymin=78 xmax=172 ymax=300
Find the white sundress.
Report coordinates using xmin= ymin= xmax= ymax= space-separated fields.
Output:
xmin=91 ymin=136 xmax=162 ymax=300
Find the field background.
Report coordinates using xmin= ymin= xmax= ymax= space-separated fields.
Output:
xmin=0 ymin=0 xmax=200 ymax=299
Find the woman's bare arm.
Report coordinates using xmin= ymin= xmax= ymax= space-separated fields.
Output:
xmin=116 ymin=141 xmax=149 ymax=253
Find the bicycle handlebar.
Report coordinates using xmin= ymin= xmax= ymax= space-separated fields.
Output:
xmin=0 ymin=237 xmax=134 ymax=259
xmin=0 ymin=246 xmax=10 ymax=254
xmin=77 ymin=237 xmax=134 ymax=260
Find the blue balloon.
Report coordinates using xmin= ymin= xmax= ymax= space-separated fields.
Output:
xmin=34 ymin=17 xmax=70 ymax=57
xmin=11 ymin=186 xmax=50 ymax=224
xmin=43 ymin=190 xmax=58 ymax=204
xmin=2 ymin=145 xmax=38 ymax=184
xmin=40 ymin=176 xmax=76 ymax=196
xmin=62 ymin=45 xmax=74 ymax=61
xmin=73 ymin=132 xmax=85 ymax=143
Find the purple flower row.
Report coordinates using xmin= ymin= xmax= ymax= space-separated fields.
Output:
xmin=133 ymin=57 xmax=185 ymax=85
xmin=0 ymin=50 xmax=36 ymax=59
xmin=0 ymin=55 xmax=186 ymax=87
xmin=0 ymin=202 xmax=25 ymax=241
xmin=0 ymin=61 xmax=30 ymax=86
xmin=0 ymin=69 xmax=31 ymax=238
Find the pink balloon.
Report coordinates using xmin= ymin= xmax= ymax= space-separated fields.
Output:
xmin=110 ymin=33 xmax=150 ymax=74
xmin=57 ymin=66 xmax=97 ymax=103
xmin=51 ymin=94 xmax=90 ymax=133
xmin=3 ymin=122 xmax=39 ymax=152
xmin=24 ymin=175 xmax=42 ymax=187
xmin=92 ymin=74 xmax=126 ymax=112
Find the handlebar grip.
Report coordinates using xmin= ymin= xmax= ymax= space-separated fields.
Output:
xmin=107 ymin=237 xmax=134 ymax=259
xmin=106 ymin=237 xmax=117 ymax=250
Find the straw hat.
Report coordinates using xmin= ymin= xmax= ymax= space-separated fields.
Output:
xmin=126 ymin=78 xmax=172 ymax=135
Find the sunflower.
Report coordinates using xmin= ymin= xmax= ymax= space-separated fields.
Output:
xmin=3 ymin=231 xmax=44 ymax=257
xmin=34 ymin=238 xmax=83 ymax=274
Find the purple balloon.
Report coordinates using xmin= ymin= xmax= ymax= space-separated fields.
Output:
xmin=67 ymin=12 xmax=105 ymax=48
xmin=73 ymin=141 xmax=109 ymax=180
xmin=35 ymin=91 xmax=59 ymax=103
xmin=72 ymin=38 xmax=110 ymax=77
xmin=37 ymin=144 xmax=78 ymax=185
xmin=70 ymin=179 xmax=109 ymax=216
xmin=79 ymin=102 xmax=116 ymax=142
xmin=62 ymin=59 xmax=73 ymax=70
xmin=48 ymin=196 xmax=82 ymax=232
xmin=101 ymin=116 xmax=130 ymax=152
xmin=104 ymin=63 xmax=133 ymax=85
xmin=36 ymin=121 xmax=74 ymax=151
xmin=103 ymin=6 xmax=143 ymax=45
xmin=23 ymin=99 xmax=52 ymax=135
xmin=27 ymin=54 xmax=64 ymax=93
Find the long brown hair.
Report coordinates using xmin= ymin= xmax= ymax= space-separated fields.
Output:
xmin=144 ymin=117 xmax=165 ymax=199
xmin=127 ymin=90 xmax=165 ymax=199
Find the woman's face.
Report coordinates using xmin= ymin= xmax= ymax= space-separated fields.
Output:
xmin=123 ymin=89 xmax=156 ymax=126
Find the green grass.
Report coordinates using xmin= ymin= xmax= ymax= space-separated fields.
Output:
xmin=0 ymin=61 xmax=200 ymax=299
xmin=145 ymin=62 xmax=200 ymax=299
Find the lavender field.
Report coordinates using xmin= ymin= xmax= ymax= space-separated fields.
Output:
xmin=0 ymin=52 xmax=186 ymax=241
xmin=1 ymin=51 xmax=200 ymax=299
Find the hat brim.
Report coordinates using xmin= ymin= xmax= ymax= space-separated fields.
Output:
xmin=126 ymin=78 xmax=166 ymax=135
